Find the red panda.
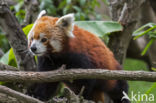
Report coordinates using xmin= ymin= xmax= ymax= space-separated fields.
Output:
xmin=27 ymin=10 xmax=129 ymax=103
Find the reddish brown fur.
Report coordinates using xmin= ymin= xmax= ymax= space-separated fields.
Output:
xmin=32 ymin=16 xmax=122 ymax=102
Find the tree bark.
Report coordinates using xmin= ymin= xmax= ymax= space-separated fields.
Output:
xmin=0 ymin=85 xmax=44 ymax=103
xmin=0 ymin=62 xmax=19 ymax=71
xmin=0 ymin=0 xmax=36 ymax=71
xmin=23 ymin=0 xmax=39 ymax=26
xmin=0 ymin=69 xmax=155 ymax=82
xmin=108 ymin=0 xmax=146 ymax=64
xmin=127 ymin=0 xmax=156 ymax=69
xmin=149 ymin=0 xmax=156 ymax=14
xmin=0 ymin=93 xmax=22 ymax=103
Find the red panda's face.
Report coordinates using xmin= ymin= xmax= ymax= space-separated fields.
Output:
xmin=28 ymin=13 xmax=75 ymax=56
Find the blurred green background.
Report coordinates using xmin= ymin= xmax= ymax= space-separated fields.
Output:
xmin=124 ymin=58 xmax=156 ymax=103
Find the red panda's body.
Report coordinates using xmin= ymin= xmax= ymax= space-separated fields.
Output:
xmin=34 ymin=16 xmax=121 ymax=70
xmin=28 ymin=13 xmax=129 ymax=103
xmin=70 ymin=26 xmax=121 ymax=71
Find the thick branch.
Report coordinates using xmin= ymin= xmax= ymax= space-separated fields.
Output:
xmin=108 ymin=0 xmax=146 ymax=64
xmin=0 ymin=0 xmax=36 ymax=71
xmin=0 ymin=69 xmax=155 ymax=82
xmin=0 ymin=85 xmax=44 ymax=103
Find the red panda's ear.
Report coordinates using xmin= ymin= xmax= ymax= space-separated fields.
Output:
xmin=56 ymin=14 xmax=75 ymax=38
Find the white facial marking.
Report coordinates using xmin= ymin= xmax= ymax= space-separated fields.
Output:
xmin=50 ymin=40 xmax=62 ymax=52
xmin=30 ymin=40 xmax=46 ymax=56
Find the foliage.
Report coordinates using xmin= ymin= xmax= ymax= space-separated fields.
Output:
xmin=0 ymin=33 xmax=10 ymax=52
xmin=75 ymin=21 xmax=123 ymax=43
xmin=10 ymin=0 xmax=25 ymax=23
xmin=0 ymin=51 xmax=9 ymax=64
xmin=39 ymin=0 xmax=106 ymax=20
xmin=9 ymin=0 xmax=109 ymax=23
xmin=0 ymin=21 xmax=122 ymax=67
xmin=132 ymin=23 xmax=156 ymax=56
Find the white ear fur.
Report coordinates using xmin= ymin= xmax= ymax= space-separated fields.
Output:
xmin=56 ymin=13 xmax=75 ymax=38
xmin=28 ymin=10 xmax=46 ymax=46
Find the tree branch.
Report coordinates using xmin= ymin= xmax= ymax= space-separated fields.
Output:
xmin=108 ymin=0 xmax=146 ymax=64
xmin=0 ymin=93 xmax=21 ymax=103
xmin=0 ymin=48 xmax=4 ymax=58
xmin=23 ymin=0 xmax=39 ymax=26
xmin=0 ymin=0 xmax=36 ymax=71
xmin=0 ymin=62 xmax=19 ymax=71
xmin=0 ymin=85 xmax=44 ymax=103
xmin=0 ymin=69 xmax=155 ymax=82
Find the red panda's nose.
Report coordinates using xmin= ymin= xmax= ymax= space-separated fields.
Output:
xmin=31 ymin=46 xmax=37 ymax=52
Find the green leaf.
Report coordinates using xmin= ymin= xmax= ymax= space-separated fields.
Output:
xmin=151 ymin=67 xmax=156 ymax=71
xmin=58 ymin=0 xmax=66 ymax=9
xmin=137 ymin=82 xmax=156 ymax=103
xmin=133 ymin=23 xmax=156 ymax=36
xmin=80 ymin=0 xmax=86 ymax=6
xmin=0 ymin=51 xmax=9 ymax=64
xmin=0 ymin=49 xmax=17 ymax=67
xmin=66 ymin=0 xmax=71 ymax=4
xmin=14 ymin=1 xmax=24 ymax=12
xmin=148 ymin=31 xmax=156 ymax=38
xmin=73 ymin=6 xmax=81 ymax=12
xmin=141 ymin=38 xmax=155 ymax=56
xmin=133 ymin=25 xmax=156 ymax=40
xmin=75 ymin=21 xmax=123 ymax=37
xmin=8 ymin=48 xmax=17 ymax=67
xmin=133 ymin=23 xmax=156 ymax=40
xmin=23 ymin=24 xmax=33 ymax=37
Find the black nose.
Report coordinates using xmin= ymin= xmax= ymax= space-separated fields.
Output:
xmin=31 ymin=46 xmax=37 ymax=52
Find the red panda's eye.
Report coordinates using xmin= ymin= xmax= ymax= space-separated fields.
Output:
xmin=41 ymin=38 xmax=47 ymax=43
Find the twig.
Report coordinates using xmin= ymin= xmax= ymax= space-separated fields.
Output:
xmin=0 ymin=0 xmax=36 ymax=71
xmin=0 ymin=85 xmax=44 ymax=103
xmin=0 ymin=48 xmax=4 ymax=58
xmin=63 ymin=87 xmax=95 ymax=103
xmin=0 ymin=69 xmax=155 ymax=82
xmin=118 ymin=3 xmax=128 ymax=25
xmin=78 ymin=86 xmax=85 ymax=97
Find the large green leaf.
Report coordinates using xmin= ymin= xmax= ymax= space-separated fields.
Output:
xmin=75 ymin=21 xmax=123 ymax=37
